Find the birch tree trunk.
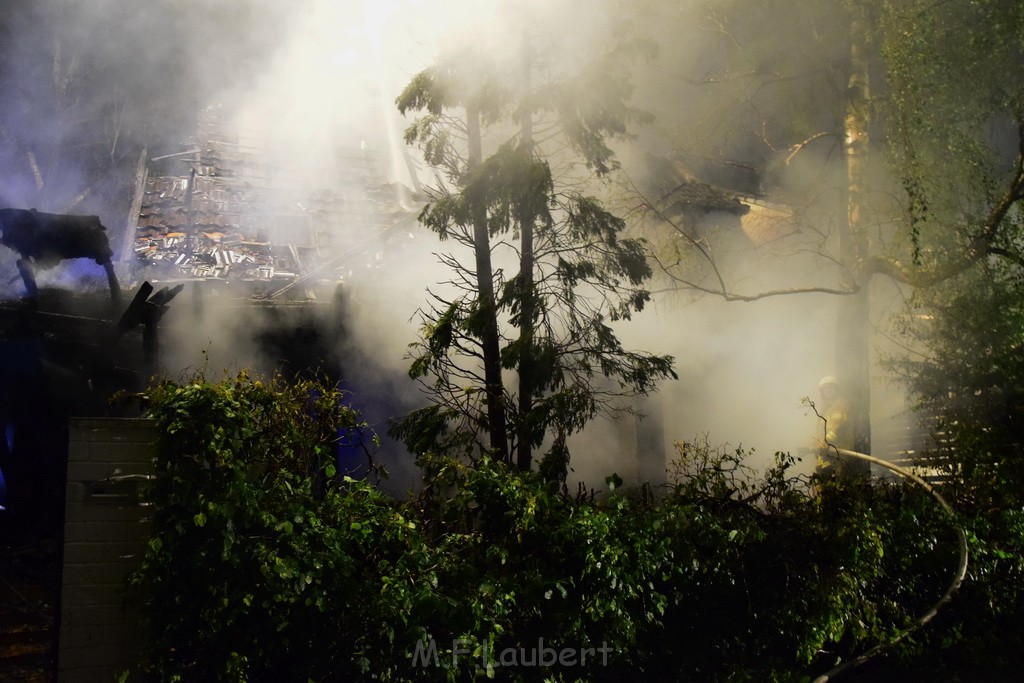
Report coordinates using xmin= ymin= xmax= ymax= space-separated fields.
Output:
xmin=837 ymin=2 xmax=872 ymax=458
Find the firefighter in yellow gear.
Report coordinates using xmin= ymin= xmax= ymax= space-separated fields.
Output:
xmin=815 ymin=376 xmax=870 ymax=481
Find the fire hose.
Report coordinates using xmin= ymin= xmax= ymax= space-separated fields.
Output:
xmin=810 ymin=448 xmax=969 ymax=683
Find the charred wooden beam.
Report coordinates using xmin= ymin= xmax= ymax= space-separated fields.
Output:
xmin=0 ymin=208 xmax=121 ymax=305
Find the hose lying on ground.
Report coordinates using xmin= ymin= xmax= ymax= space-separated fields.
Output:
xmin=811 ymin=448 xmax=969 ymax=683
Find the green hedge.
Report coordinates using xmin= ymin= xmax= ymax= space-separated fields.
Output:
xmin=126 ymin=373 xmax=1015 ymax=682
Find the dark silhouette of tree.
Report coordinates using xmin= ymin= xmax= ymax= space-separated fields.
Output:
xmin=392 ymin=17 xmax=674 ymax=478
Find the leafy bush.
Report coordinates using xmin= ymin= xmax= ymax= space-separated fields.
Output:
xmin=130 ymin=372 xmax=417 ymax=680
xmin=887 ymin=261 xmax=1024 ymax=670
xmin=129 ymin=373 xmax=986 ymax=681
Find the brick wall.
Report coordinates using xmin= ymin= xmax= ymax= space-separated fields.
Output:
xmin=59 ymin=417 xmax=155 ymax=682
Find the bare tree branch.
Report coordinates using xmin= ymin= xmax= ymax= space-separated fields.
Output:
xmin=785 ymin=131 xmax=834 ymax=165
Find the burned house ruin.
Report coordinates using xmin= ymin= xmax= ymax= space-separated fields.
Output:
xmin=0 ymin=105 xmax=423 ymax=541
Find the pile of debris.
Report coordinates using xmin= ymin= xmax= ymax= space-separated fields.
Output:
xmin=134 ymin=223 xmax=294 ymax=283
xmin=129 ymin=107 xmax=417 ymax=296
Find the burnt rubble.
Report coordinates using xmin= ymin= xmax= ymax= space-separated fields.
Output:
xmin=131 ymin=109 xmax=420 ymax=296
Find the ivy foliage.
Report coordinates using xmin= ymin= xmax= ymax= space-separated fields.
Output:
xmin=127 ymin=373 xmax=983 ymax=682
xmin=879 ymin=0 xmax=1024 ymax=265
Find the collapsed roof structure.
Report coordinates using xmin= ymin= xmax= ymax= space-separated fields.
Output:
xmin=636 ymin=152 xmax=798 ymax=249
xmin=126 ymin=107 xmax=421 ymax=300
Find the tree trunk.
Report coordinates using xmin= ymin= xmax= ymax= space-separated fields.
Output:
xmin=467 ymin=103 xmax=510 ymax=461
xmin=838 ymin=2 xmax=872 ymax=457
xmin=516 ymin=33 xmax=536 ymax=471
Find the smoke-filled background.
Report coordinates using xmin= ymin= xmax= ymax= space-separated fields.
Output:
xmin=0 ymin=0 xmax=914 ymax=489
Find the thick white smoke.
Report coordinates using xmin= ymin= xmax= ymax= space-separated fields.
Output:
xmin=0 ymin=0 xmax=919 ymax=490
